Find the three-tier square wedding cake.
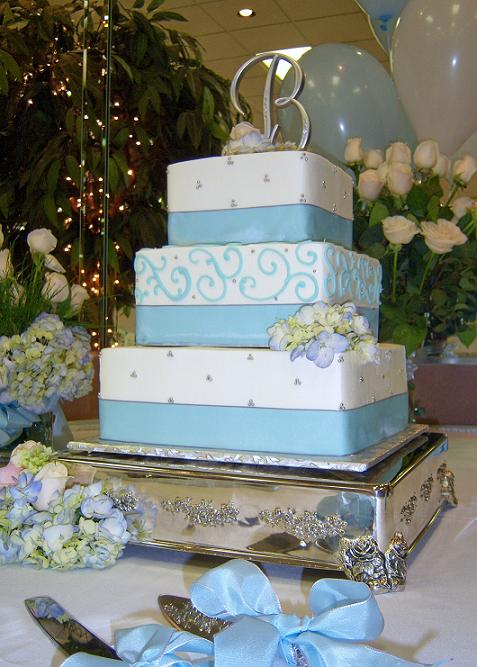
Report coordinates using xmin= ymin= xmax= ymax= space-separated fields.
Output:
xmin=99 ymin=136 xmax=408 ymax=456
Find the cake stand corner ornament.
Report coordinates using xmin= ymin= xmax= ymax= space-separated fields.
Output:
xmin=338 ymin=531 xmax=408 ymax=592
xmin=230 ymin=51 xmax=311 ymax=150
xmin=437 ymin=462 xmax=458 ymax=506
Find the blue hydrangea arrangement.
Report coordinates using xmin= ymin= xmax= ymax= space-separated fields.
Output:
xmin=0 ymin=312 xmax=94 ymax=414
xmin=268 ymin=301 xmax=378 ymax=368
xmin=0 ymin=441 xmax=156 ymax=569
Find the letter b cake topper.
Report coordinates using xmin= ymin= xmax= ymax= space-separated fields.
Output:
xmin=230 ymin=51 xmax=310 ymax=150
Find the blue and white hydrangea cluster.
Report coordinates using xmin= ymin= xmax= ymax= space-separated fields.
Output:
xmin=0 ymin=312 xmax=93 ymax=414
xmin=268 ymin=301 xmax=378 ymax=368
xmin=0 ymin=442 xmax=155 ymax=569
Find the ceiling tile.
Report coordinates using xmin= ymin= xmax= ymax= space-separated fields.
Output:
xmin=231 ymin=23 xmax=308 ymax=53
xmin=238 ymin=72 xmax=272 ymax=98
xmin=163 ymin=0 xmax=196 ymax=8
xmin=164 ymin=4 xmax=223 ymax=35
xmin=205 ymin=55 xmax=266 ymax=80
xmin=199 ymin=32 xmax=248 ymax=59
xmin=296 ymin=12 xmax=372 ymax=44
xmin=200 ymin=0 xmax=289 ymax=31
xmin=276 ymin=0 xmax=360 ymax=21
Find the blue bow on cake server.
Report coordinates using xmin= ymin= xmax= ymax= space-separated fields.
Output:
xmin=61 ymin=560 xmax=444 ymax=667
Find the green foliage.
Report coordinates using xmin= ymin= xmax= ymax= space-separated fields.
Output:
xmin=0 ymin=0 xmax=244 ymax=320
xmin=353 ymin=173 xmax=477 ymax=355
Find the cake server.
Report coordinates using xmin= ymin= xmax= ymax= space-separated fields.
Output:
xmin=158 ymin=594 xmax=309 ymax=666
xmin=25 ymin=596 xmax=118 ymax=659
xmin=158 ymin=594 xmax=229 ymax=640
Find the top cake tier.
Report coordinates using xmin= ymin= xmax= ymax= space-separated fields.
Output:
xmin=167 ymin=151 xmax=354 ymax=248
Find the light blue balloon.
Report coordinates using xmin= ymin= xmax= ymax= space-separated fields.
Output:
xmin=369 ymin=14 xmax=399 ymax=53
xmin=355 ymin=0 xmax=407 ymax=21
xmin=279 ymin=43 xmax=416 ymax=163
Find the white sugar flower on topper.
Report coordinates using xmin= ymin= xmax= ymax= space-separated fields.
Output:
xmin=223 ymin=51 xmax=311 ymax=155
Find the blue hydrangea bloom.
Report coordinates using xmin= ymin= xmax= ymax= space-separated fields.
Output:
xmin=306 ymin=332 xmax=350 ymax=368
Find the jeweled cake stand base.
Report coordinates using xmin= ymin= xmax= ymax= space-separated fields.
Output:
xmin=60 ymin=428 xmax=456 ymax=592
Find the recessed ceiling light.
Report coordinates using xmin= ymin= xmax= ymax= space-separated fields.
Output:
xmin=238 ymin=8 xmax=255 ymax=18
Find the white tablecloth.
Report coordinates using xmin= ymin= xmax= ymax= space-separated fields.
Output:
xmin=1 ymin=432 xmax=476 ymax=667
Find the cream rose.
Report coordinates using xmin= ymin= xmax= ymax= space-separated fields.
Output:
xmin=27 ymin=228 xmax=57 ymax=255
xmin=433 ymin=154 xmax=451 ymax=179
xmin=421 ymin=218 xmax=468 ymax=254
xmin=377 ymin=162 xmax=388 ymax=183
xmin=452 ymin=155 xmax=477 ymax=184
xmin=70 ymin=284 xmax=89 ymax=313
xmin=42 ymin=272 xmax=69 ymax=303
xmin=44 ymin=254 xmax=65 ymax=273
xmin=229 ymin=121 xmax=259 ymax=140
xmin=387 ymin=162 xmax=414 ymax=196
xmin=413 ymin=140 xmax=439 ymax=170
xmin=0 ymin=248 xmax=12 ymax=279
xmin=344 ymin=137 xmax=364 ymax=164
xmin=33 ymin=462 xmax=69 ymax=511
xmin=358 ymin=169 xmax=383 ymax=201
xmin=451 ymin=196 xmax=474 ymax=220
xmin=386 ymin=142 xmax=411 ymax=164
xmin=364 ymin=148 xmax=384 ymax=169
xmin=382 ymin=215 xmax=419 ymax=245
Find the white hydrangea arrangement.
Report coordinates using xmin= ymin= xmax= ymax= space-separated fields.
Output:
xmin=346 ymin=138 xmax=477 ymax=353
xmin=222 ymin=121 xmax=297 ymax=155
xmin=0 ymin=227 xmax=93 ymax=438
xmin=0 ymin=441 xmax=156 ymax=569
xmin=268 ymin=301 xmax=377 ymax=368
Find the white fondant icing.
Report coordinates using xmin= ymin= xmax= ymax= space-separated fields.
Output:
xmin=135 ymin=242 xmax=381 ymax=308
xmin=100 ymin=344 xmax=406 ymax=412
xmin=167 ymin=152 xmax=353 ymax=220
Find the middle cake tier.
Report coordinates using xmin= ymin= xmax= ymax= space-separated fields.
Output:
xmin=135 ymin=241 xmax=382 ymax=346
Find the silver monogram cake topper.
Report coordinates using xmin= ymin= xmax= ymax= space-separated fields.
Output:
xmin=230 ymin=51 xmax=310 ymax=150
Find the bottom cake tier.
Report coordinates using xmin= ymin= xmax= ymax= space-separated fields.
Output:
xmin=99 ymin=344 xmax=408 ymax=457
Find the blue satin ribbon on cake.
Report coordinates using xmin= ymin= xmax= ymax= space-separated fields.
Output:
xmin=61 ymin=560 xmax=444 ymax=667
xmin=0 ymin=402 xmax=38 ymax=447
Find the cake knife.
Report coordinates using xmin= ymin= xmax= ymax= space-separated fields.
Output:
xmin=25 ymin=596 xmax=118 ymax=659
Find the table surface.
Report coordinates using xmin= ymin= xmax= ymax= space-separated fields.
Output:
xmin=1 ymin=432 xmax=476 ymax=667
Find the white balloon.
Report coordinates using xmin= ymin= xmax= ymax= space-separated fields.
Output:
xmin=454 ymin=129 xmax=477 ymax=160
xmin=391 ymin=0 xmax=477 ymax=155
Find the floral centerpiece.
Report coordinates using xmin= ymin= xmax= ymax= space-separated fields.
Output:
xmin=345 ymin=138 xmax=477 ymax=354
xmin=0 ymin=440 xmax=155 ymax=569
xmin=0 ymin=226 xmax=93 ymax=447
xmin=268 ymin=301 xmax=377 ymax=367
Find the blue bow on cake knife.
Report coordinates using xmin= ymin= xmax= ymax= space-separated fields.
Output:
xmin=190 ymin=560 xmax=444 ymax=667
xmin=61 ymin=625 xmax=214 ymax=667
xmin=61 ymin=560 xmax=444 ymax=667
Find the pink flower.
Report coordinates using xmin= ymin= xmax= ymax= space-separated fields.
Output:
xmin=0 ymin=461 xmax=22 ymax=487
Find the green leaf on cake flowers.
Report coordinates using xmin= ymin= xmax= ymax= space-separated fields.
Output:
xmin=267 ymin=302 xmax=378 ymax=368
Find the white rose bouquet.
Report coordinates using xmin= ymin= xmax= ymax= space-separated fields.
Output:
xmin=345 ymin=138 xmax=477 ymax=354
xmin=0 ymin=228 xmax=93 ymax=446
